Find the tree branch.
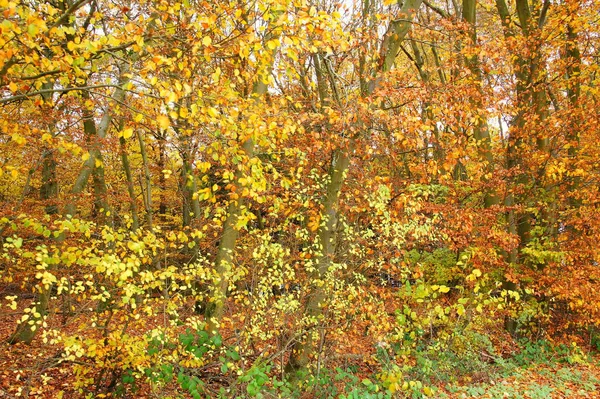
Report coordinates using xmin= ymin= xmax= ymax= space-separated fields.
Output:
xmin=1 ymin=84 xmax=121 ymax=104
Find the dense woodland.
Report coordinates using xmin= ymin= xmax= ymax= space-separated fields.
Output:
xmin=1 ymin=0 xmax=600 ymax=397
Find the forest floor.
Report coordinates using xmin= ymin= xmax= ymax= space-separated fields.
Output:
xmin=0 ymin=296 xmax=599 ymax=398
xmin=438 ymin=361 xmax=600 ymax=398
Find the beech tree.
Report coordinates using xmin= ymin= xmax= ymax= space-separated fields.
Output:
xmin=1 ymin=0 xmax=600 ymax=396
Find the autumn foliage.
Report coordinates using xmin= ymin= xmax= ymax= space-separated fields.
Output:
xmin=1 ymin=0 xmax=599 ymax=397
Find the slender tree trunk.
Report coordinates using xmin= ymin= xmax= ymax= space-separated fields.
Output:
xmin=180 ymin=145 xmax=199 ymax=228
xmin=408 ymin=38 xmax=446 ymax=174
xmin=64 ymin=66 xmax=128 ymax=219
xmin=40 ymin=149 xmax=59 ymax=215
xmin=10 ymin=86 xmax=62 ymax=344
xmin=10 ymin=0 xmax=90 ymax=345
xmin=91 ymin=153 xmax=112 ymax=227
xmin=204 ymin=12 xmax=281 ymax=333
xmin=137 ymin=129 xmax=153 ymax=228
xmin=8 ymin=285 xmax=52 ymax=344
xmin=37 ymin=85 xmax=60 ymax=215
xmin=285 ymin=0 xmax=423 ymax=376
xmin=565 ymin=21 xmax=582 ymax=209
xmin=379 ymin=0 xmax=426 ymax=74
xmin=16 ymin=156 xmax=41 ymax=211
xmin=463 ymin=0 xmax=497 ymax=207
xmin=11 ymin=155 xmax=57 ymax=343
xmin=158 ymin=135 xmax=168 ymax=220
xmin=497 ymin=0 xmax=531 ymax=335
xmin=495 ymin=0 xmax=551 ymax=334
xmin=119 ymin=129 xmax=140 ymax=231
xmin=284 ymin=149 xmax=350 ymax=374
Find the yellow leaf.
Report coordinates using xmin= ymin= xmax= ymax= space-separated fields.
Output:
xmin=157 ymin=115 xmax=169 ymax=130
xmin=202 ymin=36 xmax=212 ymax=46
xmin=198 ymin=162 xmax=211 ymax=172
xmin=121 ymin=127 xmax=134 ymax=139
xmin=27 ymin=23 xmax=39 ymax=36
xmin=207 ymin=107 xmax=219 ymax=118
xmin=82 ymin=153 xmax=90 ymax=162
xmin=134 ymin=113 xmax=143 ymax=122
xmin=11 ymin=133 xmax=26 ymax=145
xmin=307 ymin=215 xmax=320 ymax=232
xmin=266 ymin=39 xmax=278 ymax=50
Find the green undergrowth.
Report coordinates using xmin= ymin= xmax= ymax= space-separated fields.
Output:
xmin=441 ymin=364 xmax=600 ymax=399
xmin=438 ymin=340 xmax=600 ymax=399
xmin=73 ymin=325 xmax=600 ymax=399
xmin=127 ymin=332 xmax=599 ymax=399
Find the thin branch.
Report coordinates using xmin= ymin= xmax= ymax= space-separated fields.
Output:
xmin=538 ymin=0 xmax=550 ymax=28
xmin=0 ymin=59 xmax=18 ymax=82
xmin=1 ymin=84 xmax=121 ymax=104
xmin=20 ymin=69 xmax=63 ymax=81
xmin=49 ymin=0 xmax=92 ymax=30
xmin=423 ymin=0 xmax=448 ymax=18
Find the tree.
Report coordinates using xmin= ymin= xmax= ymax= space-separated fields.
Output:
xmin=2 ymin=0 xmax=600 ymax=395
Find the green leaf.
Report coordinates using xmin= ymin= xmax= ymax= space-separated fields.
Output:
xmin=227 ymin=348 xmax=241 ymax=361
xmin=212 ymin=333 xmax=222 ymax=348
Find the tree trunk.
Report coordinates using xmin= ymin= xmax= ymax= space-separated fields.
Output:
xmin=565 ymin=21 xmax=582 ymax=209
xmin=158 ymin=135 xmax=168 ymax=220
xmin=91 ymin=152 xmax=112 ymax=227
xmin=8 ymin=285 xmax=52 ymax=345
xmin=495 ymin=0 xmax=551 ymax=335
xmin=379 ymin=0 xmax=426 ymax=74
xmin=204 ymin=11 xmax=281 ymax=333
xmin=40 ymin=149 xmax=59 ymax=215
xmin=180 ymin=145 xmax=199 ymax=228
xmin=462 ymin=0 xmax=497 ymax=207
xmin=119 ymin=129 xmax=140 ymax=231
xmin=285 ymin=0 xmax=424 ymax=377
xmin=64 ymin=66 xmax=128 ymax=220
xmin=137 ymin=129 xmax=153 ymax=228
xmin=284 ymin=149 xmax=350 ymax=374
